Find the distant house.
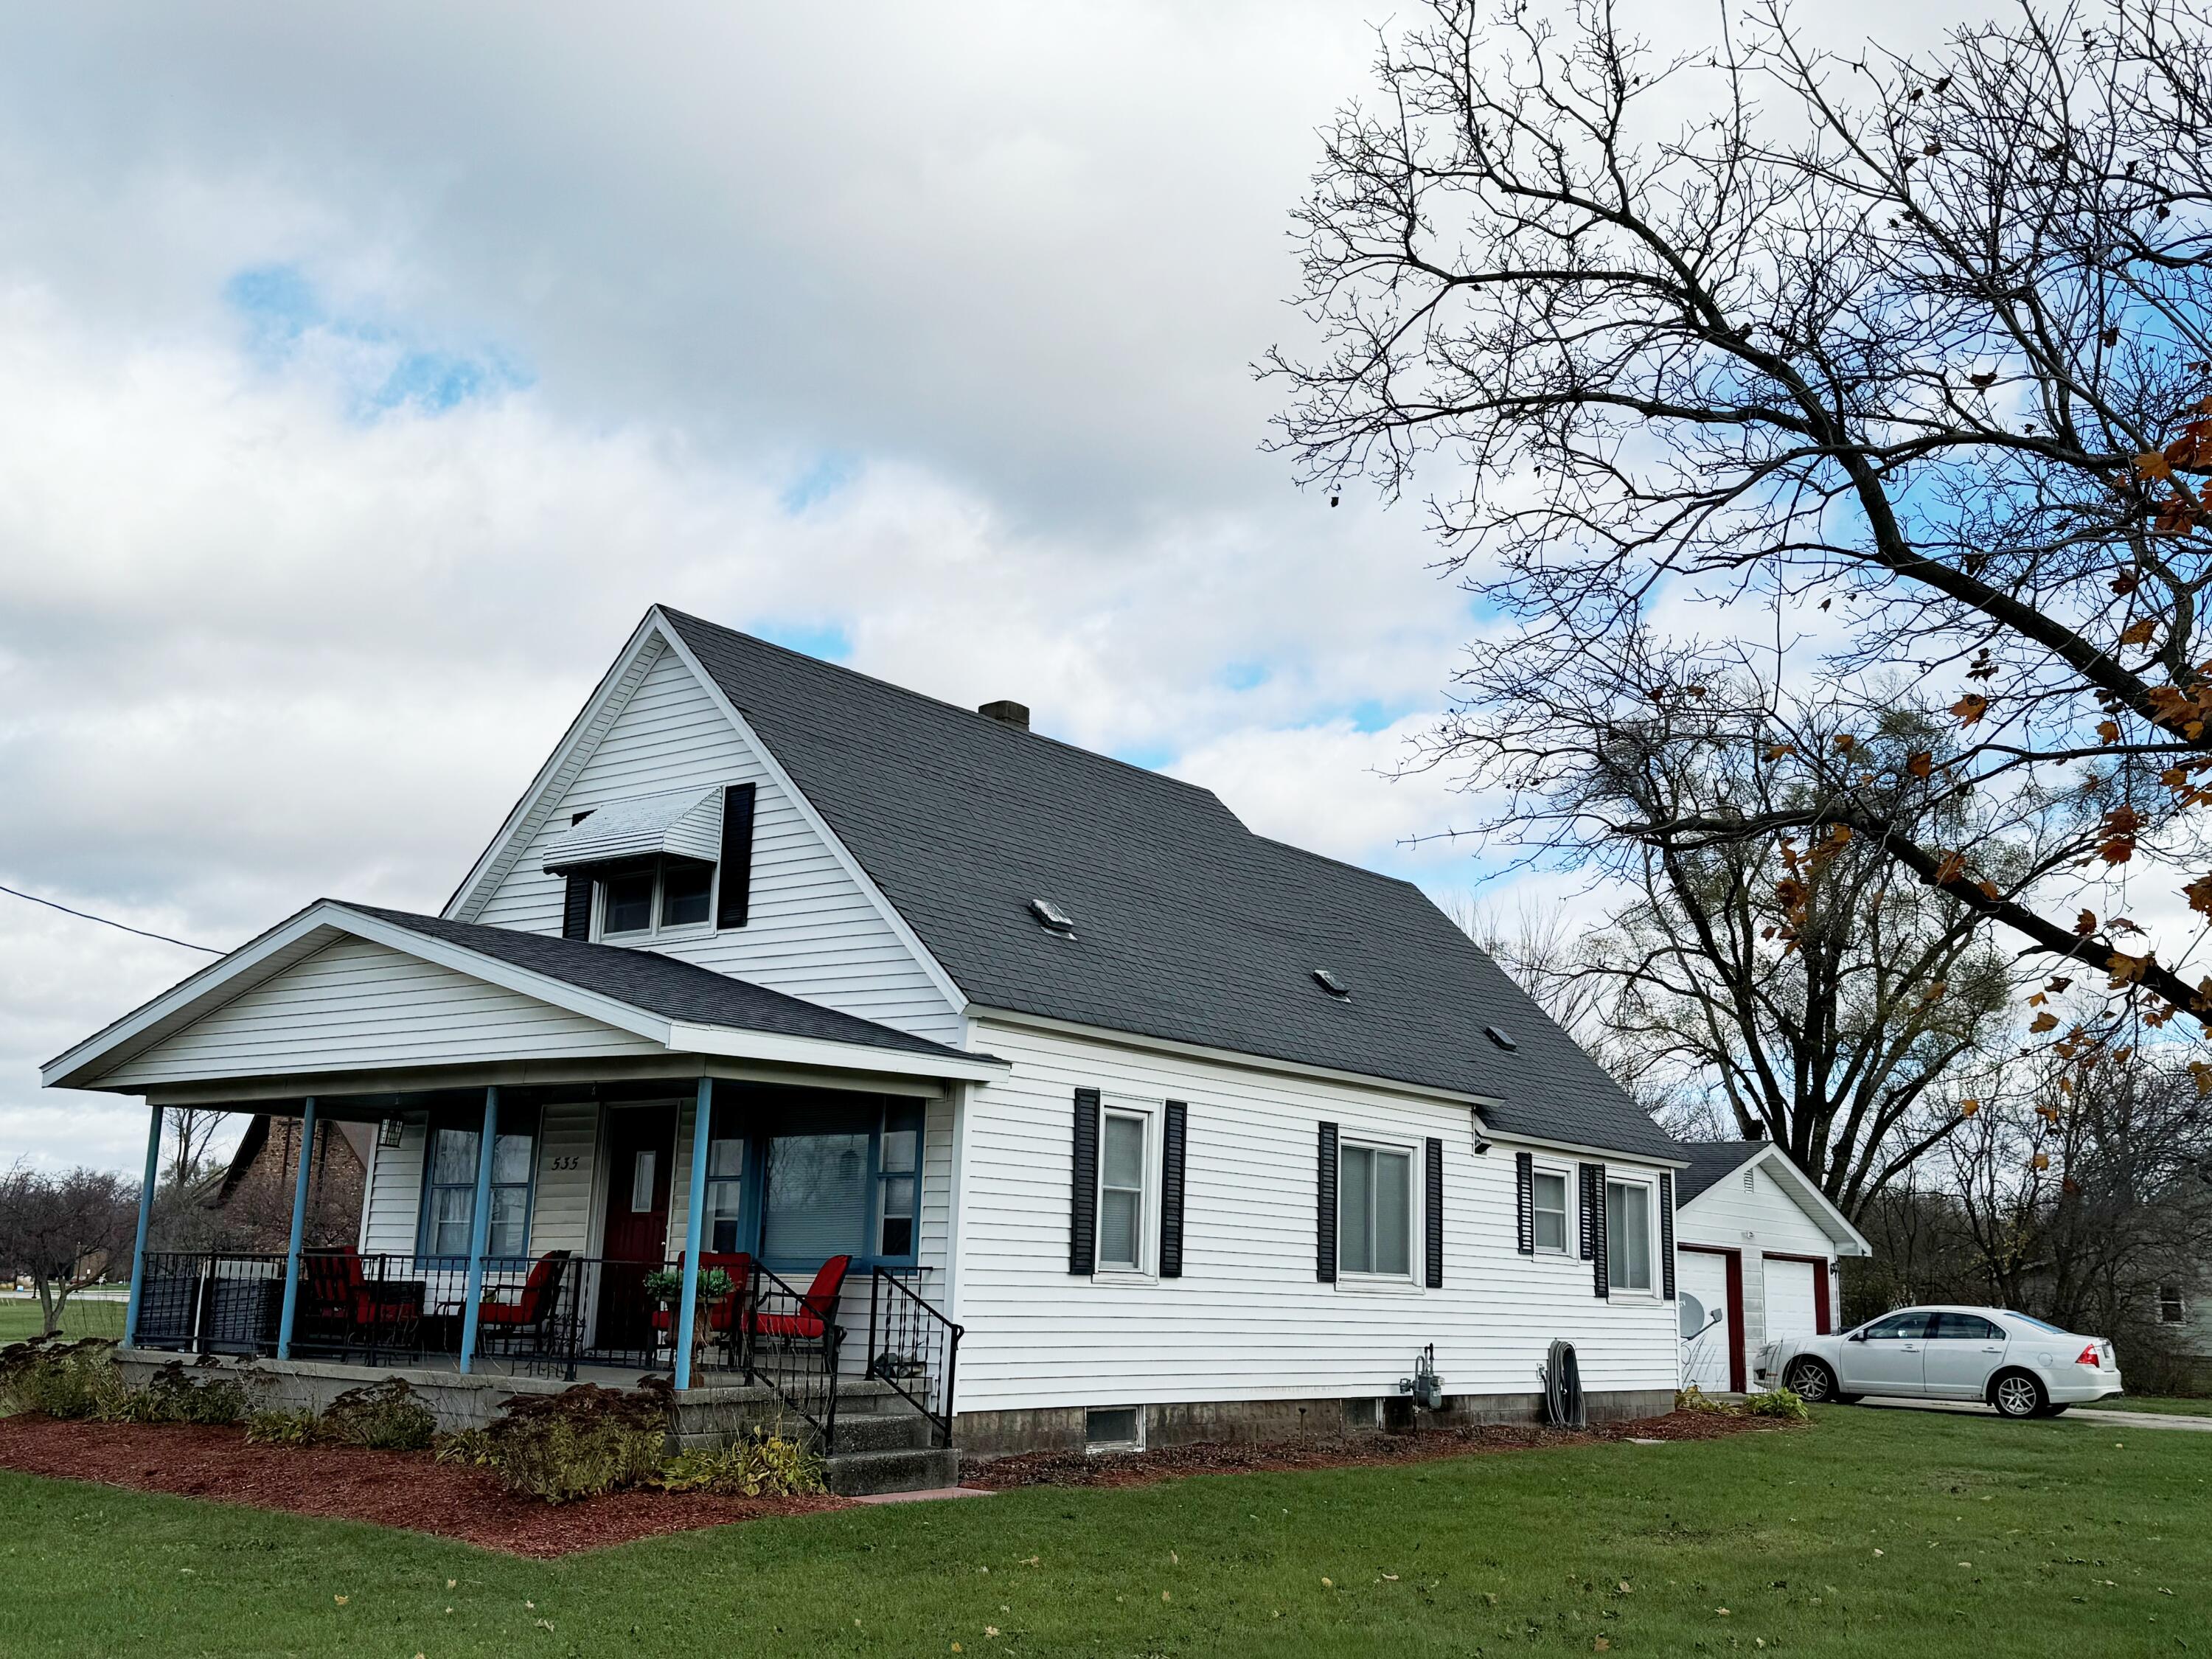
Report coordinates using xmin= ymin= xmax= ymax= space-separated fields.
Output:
xmin=48 ymin=605 xmax=1690 ymax=1481
xmin=1672 ymin=1138 xmax=1870 ymax=1394
xmin=200 ymin=1114 xmax=372 ymax=1253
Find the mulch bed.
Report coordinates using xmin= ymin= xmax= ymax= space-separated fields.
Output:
xmin=965 ymin=1409 xmax=1792 ymax=1490
xmin=0 ymin=1409 xmax=1787 ymax=1553
xmin=0 ymin=1415 xmax=847 ymax=1557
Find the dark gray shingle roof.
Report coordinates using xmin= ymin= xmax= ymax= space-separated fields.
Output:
xmin=348 ymin=903 xmax=980 ymax=1065
xmin=660 ymin=608 xmax=1675 ymax=1158
xmin=1672 ymin=1139 xmax=1770 ymax=1205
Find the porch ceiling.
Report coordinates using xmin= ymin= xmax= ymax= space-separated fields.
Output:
xmin=43 ymin=898 xmax=1006 ymax=1096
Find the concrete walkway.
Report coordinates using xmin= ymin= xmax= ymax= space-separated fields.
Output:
xmin=1857 ymin=1397 xmax=2212 ymax=1433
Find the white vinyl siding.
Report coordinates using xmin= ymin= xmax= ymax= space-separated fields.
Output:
xmin=361 ymin=1121 xmax=426 ymax=1256
xmin=464 ymin=636 xmax=961 ymax=1045
xmin=1674 ymin=1156 xmax=1841 ymax=1357
xmin=529 ymin=1101 xmax=599 ymax=1256
xmin=951 ymin=1017 xmax=1679 ymax=1414
xmin=94 ymin=935 xmax=664 ymax=1087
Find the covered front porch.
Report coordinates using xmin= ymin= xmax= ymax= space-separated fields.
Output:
xmin=42 ymin=900 xmax=1004 ymax=1457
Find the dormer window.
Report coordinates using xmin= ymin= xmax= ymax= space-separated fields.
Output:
xmin=598 ymin=855 xmax=717 ymax=940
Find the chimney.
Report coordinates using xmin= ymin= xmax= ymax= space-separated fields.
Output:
xmin=978 ymin=699 xmax=1030 ymax=730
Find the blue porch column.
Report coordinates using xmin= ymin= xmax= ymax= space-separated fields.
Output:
xmin=674 ymin=1077 xmax=714 ymax=1390
xmin=274 ymin=1098 xmax=319 ymax=1360
xmin=457 ymin=1087 xmax=500 ymax=1375
xmin=122 ymin=1104 xmax=163 ymax=1348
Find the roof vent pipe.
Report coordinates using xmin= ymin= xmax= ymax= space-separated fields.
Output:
xmin=978 ymin=699 xmax=1030 ymax=729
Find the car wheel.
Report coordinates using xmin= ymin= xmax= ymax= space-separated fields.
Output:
xmin=1784 ymin=1357 xmax=1837 ymax=1404
xmin=1991 ymin=1370 xmax=2047 ymax=1419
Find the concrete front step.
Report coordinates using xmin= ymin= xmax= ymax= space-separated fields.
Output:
xmin=833 ymin=1409 xmax=937 ymax=1453
xmin=824 ymin=1444 xmax=962 ymax=1497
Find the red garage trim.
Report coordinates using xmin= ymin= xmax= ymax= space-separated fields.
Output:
xmin=1763 ymin=1251 xmax=1833 ymax=1334
xmin=1680 ymin=1245 xmax=1745 ymax=1392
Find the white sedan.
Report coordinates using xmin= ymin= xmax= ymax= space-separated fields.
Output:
xmin=1757 ymin=1304 xmax=2122 ymax=1418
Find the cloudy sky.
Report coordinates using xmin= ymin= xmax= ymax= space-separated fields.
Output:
xmin=0 ymin=1 xmax=1991 ymax=1173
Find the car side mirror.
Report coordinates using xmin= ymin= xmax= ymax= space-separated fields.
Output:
xmin=1846 ymin=1330 xmax=1865 ymax=1343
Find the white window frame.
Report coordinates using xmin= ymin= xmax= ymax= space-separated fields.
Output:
xmin=594 ymin=858 xmax=719 ymax=944
xmin=1093 ymin=1104 xmax=1153 ymax=1279
xmin=2159 ymin=1284 xmax=2189 ymax=1326
xmin=1335 ymin=1134 xmax=1419 ymax=1288
xmin=1530 ymin=1162 xmax=1573 ymax=1256
xmin=1604 ymin=1172 xmax=1660 ymax=1298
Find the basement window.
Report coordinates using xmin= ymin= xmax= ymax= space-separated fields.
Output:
xmin=1085 ymin=1406 xmax=1141 ymax=1452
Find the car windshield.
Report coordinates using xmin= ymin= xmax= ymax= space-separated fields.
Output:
xmin=2003 ymin=1310 xmax=2069 ymax=1335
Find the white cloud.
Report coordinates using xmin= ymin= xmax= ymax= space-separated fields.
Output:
xmin=0 ymin=0 xmax=2020 ymax=1169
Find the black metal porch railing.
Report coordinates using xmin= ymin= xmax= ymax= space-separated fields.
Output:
xmin=125 ymin=1249 xmax=851 ymax=1447
xmin=866 ymin=1267 xmax=962 ymax=1447
xmin=741 ymin=1262 xmax=841 ymax=1452
xmin=133 ymin=1252 xmax=287 ymax=1355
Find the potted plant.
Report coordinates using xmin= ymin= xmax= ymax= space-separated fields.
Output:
xmin=642 ymin=1267 xmax=735 ymax=1367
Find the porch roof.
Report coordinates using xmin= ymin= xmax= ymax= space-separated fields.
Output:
xmin=42 ymin=899 xmax=1006 ymax=1093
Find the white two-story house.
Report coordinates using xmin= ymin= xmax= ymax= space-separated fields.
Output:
xmin=45 ymin=605 xmax=1686 ymax=1474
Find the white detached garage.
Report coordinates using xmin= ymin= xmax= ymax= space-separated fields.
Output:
xmin=1672 ymin=1138 xmax=1871 ymax=1394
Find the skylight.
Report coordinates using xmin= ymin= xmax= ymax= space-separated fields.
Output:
xmin=1485 ymin=1025 xmax=1517 ymax=1051
xmin=1031 ymin=897 xmax=1077 ymax=936
xmin=1312 ymin=968 xmax=1351 ymax=998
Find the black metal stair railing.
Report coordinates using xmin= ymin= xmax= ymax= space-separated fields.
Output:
xmin=741 ymin=1265 xmax=842 ymax=1453
xmin=865 ymin=1267 xmax=963 ymax=1448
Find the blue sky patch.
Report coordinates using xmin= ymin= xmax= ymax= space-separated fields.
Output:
xmin=781 ymin=452 xmax=858 ymax=515
xmin=222 ymin=260 xmax=529 ymax=416
xmin=1220 ymin=661 xmax=1270 ymax=692
xmin=751 ymin=620 xmax=853 ymax=662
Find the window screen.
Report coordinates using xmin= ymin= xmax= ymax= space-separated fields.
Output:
xmin=704 ymin=1138 xmax=745 ymax=1253
xmin=1531 ymin=1170 xmax=1569 ymax=1253
xmin=762 ymin=1131 xmax=869 ymax=1259
xmin=1099 ymin=1113 xmax=1145 ymax=1270
xmin=1605 ymin=1180 xmax=1652 ymax=1292
xmin=878 ymin=1124 xmax=918 ymax=1258
xmin=1339 ymin=1144 xmax=1411 ymax=1276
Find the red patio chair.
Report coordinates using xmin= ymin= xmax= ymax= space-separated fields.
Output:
xmin=746 ymin=1254 xmax=850 ymax=1342
xmin=473 ymin=1251 xmax=570 ymax=1334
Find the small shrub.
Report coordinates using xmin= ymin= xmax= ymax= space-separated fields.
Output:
xmin=432 ymin=1427 xmax=500 ymax=1468
xmin=245 ymin=1408 xmax=320 ymax=1447
xmin=653 ymin=1430 xmax=824 ymax=1498
xmin=484 ymin=1380 xmax=672 ymax=1503
xmin=1674 ymin=1385 xmax=1739 ymax=1416
xmin=0 ymin=1338 xmax=129 ymax=1420
xmin=1745 ymin=1387 xmax=1811 ymax=1422
xmin=319 ymin=1378 xmax=436 ymax=1451
xmin=114 ymin=1359 xmax=254 ymax=1425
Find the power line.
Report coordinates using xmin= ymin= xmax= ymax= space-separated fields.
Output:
xmin=0 ymin=882 xmax=223 ymax=954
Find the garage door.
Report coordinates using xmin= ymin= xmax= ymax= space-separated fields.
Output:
xmin=1763 ymin=1256 xmax=1822 ymax=1342
xmin=1677 ymin=1250 xmax=1734 ymax=1394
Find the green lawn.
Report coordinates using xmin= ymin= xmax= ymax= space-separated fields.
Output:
xmin=2093 ymin=1394 xmax=2212 ymax=1416
xmin=2 ymin=1407 xmax=2207 ymax=1658
xmin=0 ymin=1296 xmax=128 ymax=1346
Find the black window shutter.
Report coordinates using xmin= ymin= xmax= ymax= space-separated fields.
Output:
xmin=1590 ymin=1163 xmax=1610 ymax=1299
xmin=1660 ymin=1171 xmax=1676 ymax=1301
xmin=1424 ymin=1138 xmax=1444 ymax=1289
xmin=1514 ymin=1151 xmax=1535 ymax=1256
xmin=1577 ymin=1164 xmax=1596 ymax=1260
xmin=716 ymin=782 xmax=757 ymax=929
xmin=1068 ymin=1088 xmax=1100 ymax=1275
xmin=1315 ymin=1122 xmax=1339 ymax=1283
xmin=561 ymin=874 xmax=593 ymax=940
xmin=1159 ymin=1101 xmax=1187 ymax=1279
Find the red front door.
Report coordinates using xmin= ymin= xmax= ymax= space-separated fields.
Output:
xmin=597 ymin=1104 xmax=676 ymax=1352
